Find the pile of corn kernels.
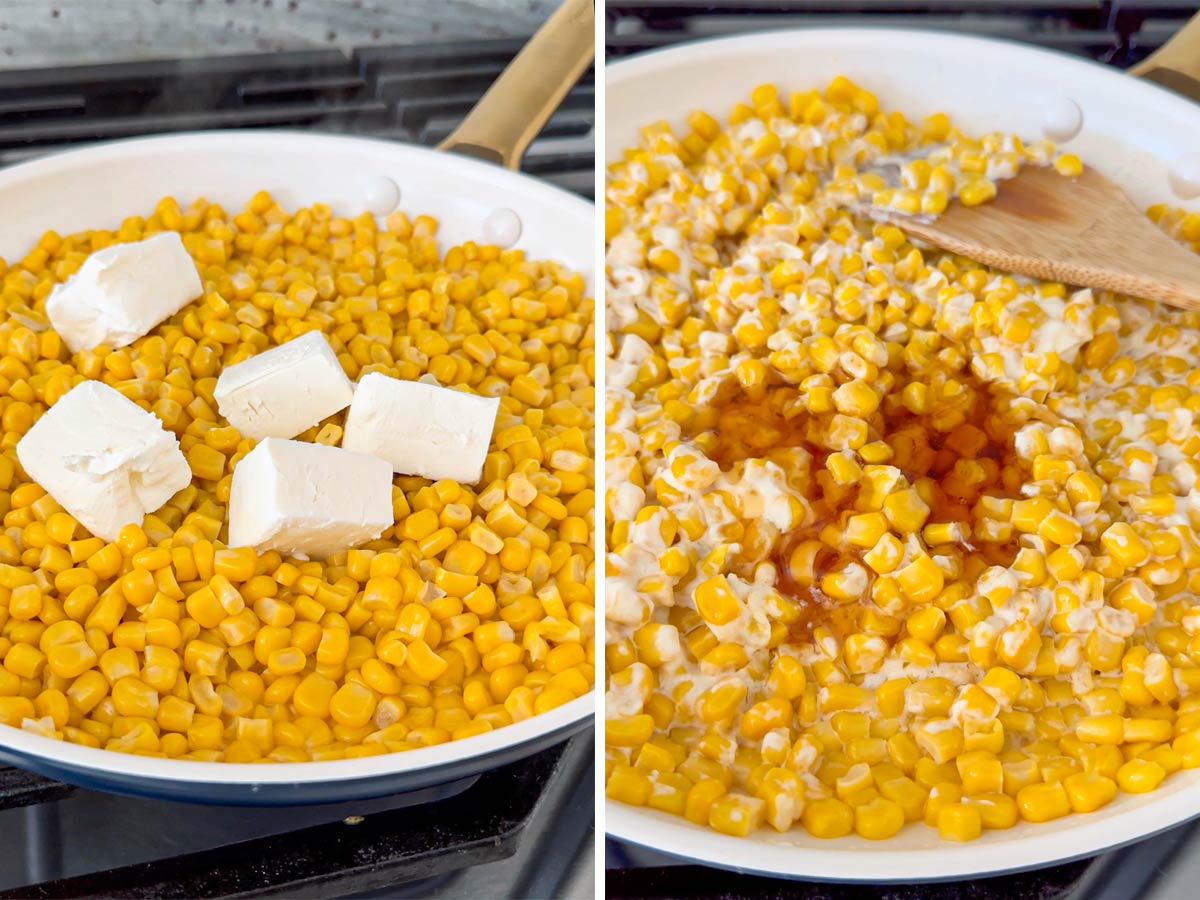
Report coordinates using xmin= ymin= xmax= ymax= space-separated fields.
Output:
xmin=604 ymin=77 xmax=1200 ymax=842
xmin=0 ymin=191 xmax=594 ymax=762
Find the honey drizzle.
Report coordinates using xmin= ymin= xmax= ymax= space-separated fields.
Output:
xmin=686 ymin=366 xmax=1028 ymax=641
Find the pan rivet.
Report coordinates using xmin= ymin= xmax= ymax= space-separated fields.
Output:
xmin=1042 ymin=99 xmax=1082 ymax=142
xmin=1169 ymin=154 xmax=1200 ymax=200
xmin=362 ymin=176 xmax=400 ymax=215
xmin=483 ymin=208 xmax=521 ymax=248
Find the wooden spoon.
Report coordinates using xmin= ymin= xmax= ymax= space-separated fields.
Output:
xmin=439 ymin=0 xmax=594 ymax=170
xmin=888 ymin=164 xmax=1200 ymax=310
xmin=1130 ymin=7 xmax=1200 ymax=101
xmin=879 ymin=11 xmax=1200 ymax=312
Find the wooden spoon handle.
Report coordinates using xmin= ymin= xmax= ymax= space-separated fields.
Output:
xmin=1130 ymin=10 xmax=1200 ymax=102
xmin=439 ymin=0 xmax=595 ymax=170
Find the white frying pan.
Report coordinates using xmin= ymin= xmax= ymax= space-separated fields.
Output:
xmin=605 ymin=21 xmax=1200 ymax=882
xmin=0 ymin=0 xmax=595 ymax=805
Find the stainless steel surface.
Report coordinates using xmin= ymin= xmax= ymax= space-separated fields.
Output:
xmin=0 ymin=0 xmax=560 ymax=69
xmin=424 ymin=736 xmax=596 ymax=900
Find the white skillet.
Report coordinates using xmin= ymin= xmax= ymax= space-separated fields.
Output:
xmin=0 ymin=0 xmax=596 ymax=805
xmin=606 ymin=24 xmax=1200 ymax=881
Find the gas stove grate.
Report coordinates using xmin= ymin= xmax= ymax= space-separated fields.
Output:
xmin=607 ymin=811 xmax=1200 ymax=900
xmin=0 ymin=736 xmax=592 ymax=899
xmin=605 ymin=858 xmax=1093 ymax=900
xmin=0 ymin=38 xmax=594 ymax=198
xmin=605 ymin=1 xmax=1197 ymax=68
xmin=8 ymin=749 xmax=549 ymax=899
xmin=0 ymin=768 xmax=75 ymax=812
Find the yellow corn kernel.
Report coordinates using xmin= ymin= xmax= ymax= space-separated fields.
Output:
xmin=883 ymin=489 xmax=930 ymax=534
xmin=293 ymin=673 xmax=338 ymax=718
xmin=329 ymin=682 xmax=378 ymax=729
xmin=766 ymin=655 xmax=806 ymax=700
xmin=895 ymin=555 xmax=944 ymax=605
xmin=694 ymin=576 xmax=740 ymax=626
xmin=1101 ymin=523 xmax=1151 ymax=569
xmin=956 ymin=752 xmax=1003 ymax=795
xmin=606 ymin=765 xmax=652 ymax=806
xmin=709 ymin=793 xmax=765 ymax=837
xmin=853 ymin=797 xmax=905 ymax=840
xmin=1063 ymin=771 xmax=1117 ymax=813
xmin=937 ymin=803 xmax=982 ymax=842
xmin=801 ymin=797 xmax=855 ymax=839
xmin=968 ymin=793 xmax=1019 ymax=830
xmin=1054 ymin=153 xmax=1083 ymax=177
xmin=1116 ymin=758 xmax=1166 ymax=794
xmin=1016 ymin=782 xmax=1071 ymax=823
xmin=1076 ymin=714 xmax=1124 ymax=744
xmin=683 ymin=778 xmax=727 ymax=825
xmin=607 ymin=715 xmax=655 ymax=748
xmin=959 ymin=178 xmax=997 ymax=207
xmin=4 ymin=644 xmax=45 ymax=679
xmin=696 ymin=681 xmax=746 ymax=724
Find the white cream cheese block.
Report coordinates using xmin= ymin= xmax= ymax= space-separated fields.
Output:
xmin=213 ymin=330 xmax=354 ymax=439
xmin=342 ymin=372 xmax=500 ymax=483
xmin=46 ymin=232 xmax=203 ymax=353
xmin=227 ymin=437 xmax=393 ymax=558
xmin=16 ymin=381 xmax=192 ymax=541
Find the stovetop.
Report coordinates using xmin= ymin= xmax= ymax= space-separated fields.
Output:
xmin=0 ymin=36 xmax=595 ymax=198
xmin=606 ymin=0 xmax=1196 ymax=67
xmin=605 ymin=821 xmax=1199 ymax=900
xmin=604 ymin=4 xmax=1200 ymax=898
xmin=0 ymin=734 xmax=593 ymax=899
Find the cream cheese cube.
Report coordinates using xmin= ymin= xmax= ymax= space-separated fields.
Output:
xmin=16 ymin=381 xmax=191 ymax=541
xmin=227 ymin=437 xmax=393 ymax=559
xmin=342 ymin=372 xmax=500 ymax=483
xmin=214 ymin=331 xmax=354 ymax=439
xmin=46 ymin=232 xmax=203 ymax=353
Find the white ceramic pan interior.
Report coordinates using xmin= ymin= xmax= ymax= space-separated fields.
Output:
xmin=606 ymin=29 xmax=1200 ymax=881
xmin=0 ymin=131 xmax=594 ymax=804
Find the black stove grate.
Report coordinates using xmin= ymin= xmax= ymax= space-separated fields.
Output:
xmin=0 ymin=735 xmax=593 ymax=899
xmin=605 ymin=859 xmax=1093 ymax=900
xmin=7 ymin=747 xmax=551 ymax=900
xmin=0 ymin=38 xmax=595 ymax=198
xmin=0 ymin=768 xmax=75 ymax=812
xmin=605 ymin=0 xmax=1197 ymax=68
xmin=606 ymin=822 xmax=1200 ymax=899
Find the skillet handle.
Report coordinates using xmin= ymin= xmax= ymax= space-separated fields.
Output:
xmin=1130 ymin=10 xmax=1200 ymax=103
xmin=439 ymin=0 xmax=594 ymax=170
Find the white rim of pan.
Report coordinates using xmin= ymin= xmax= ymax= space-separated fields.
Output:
xmin=1 ymin=691 xmax=593 ymax=786
xmin=0 ymin=131 xmax=595 ymax=786
xmin=0 ymin=130 xmax=597 ymax=273
xmin=607 ymin=787 xmax=1200 ymax=882
xmin=605 ymin=28 xmax=1200 ymax=880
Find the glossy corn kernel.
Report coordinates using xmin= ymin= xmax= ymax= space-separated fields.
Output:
xmin=1016 ymin=782 xmax=1071 ymax=823
xmin=1063 ymin=772 xmax=1117 ymax=813
xmin=936 ymin=803 xmax=982 ymax=842
xmin=801 ymin=797 xmax=855 ymax=839
xmin=1116 ymin=758 xmax=1166 ymax=794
